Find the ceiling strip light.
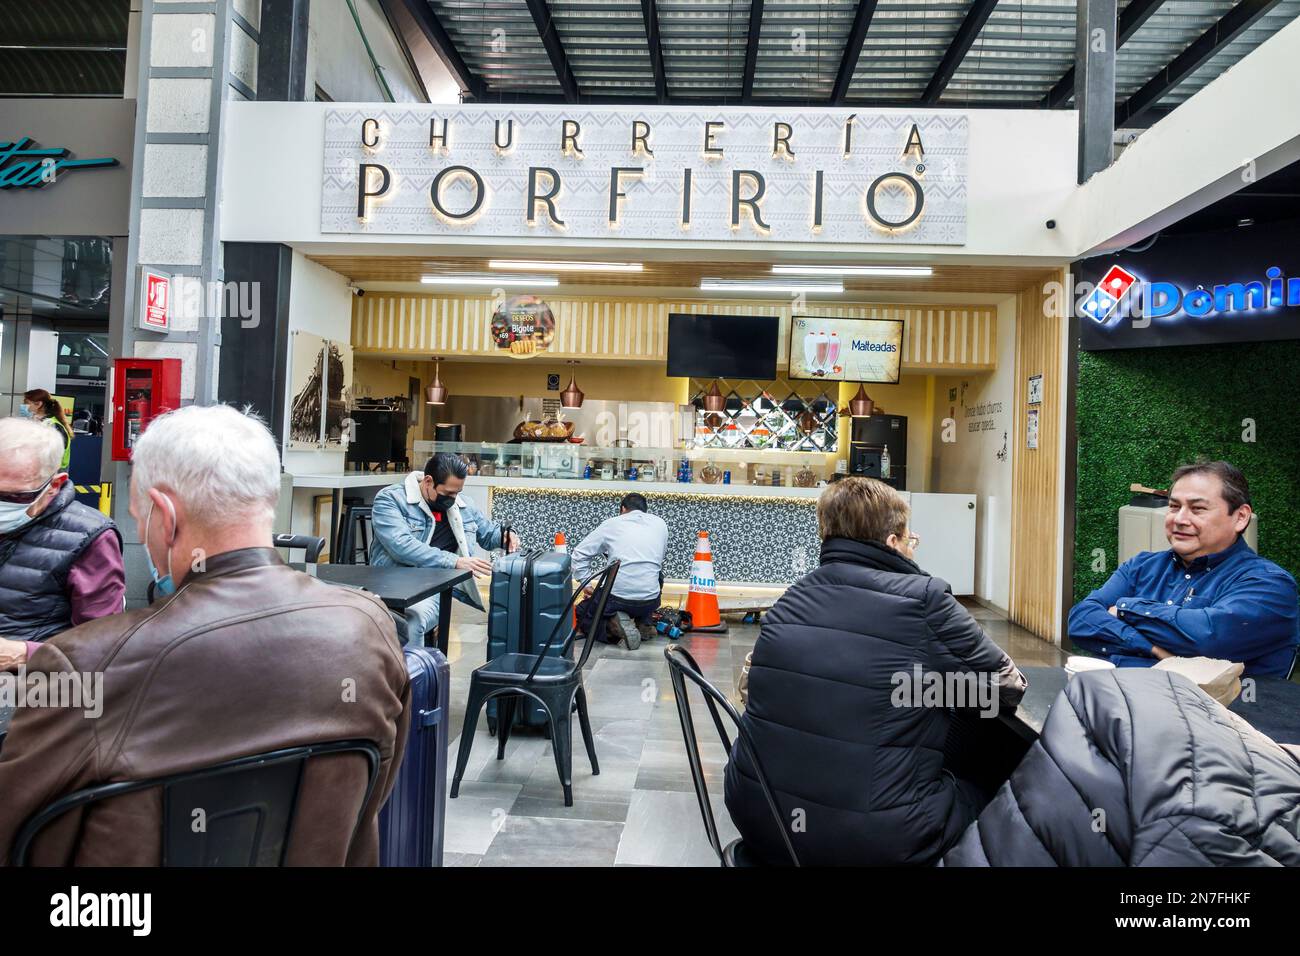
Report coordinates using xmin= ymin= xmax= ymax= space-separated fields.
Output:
xmin=421 ymin=274 xmax=559 ymax=287
xmin=771 ymin=265 xmax=933 ymax=277
xmin=700 ymin=279 xmax=843 ymax=294
xmin=487 ymin=260 xmax=644 ymax=272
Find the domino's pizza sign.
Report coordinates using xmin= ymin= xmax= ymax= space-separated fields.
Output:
xmin=1077 ymin=256 xmax=1300 ymax=351
xmin=1083 ymin=264 xmax=1300 ymax=325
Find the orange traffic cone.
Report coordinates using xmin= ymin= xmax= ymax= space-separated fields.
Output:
xmin=684 ymin=531 xmax=728 ymax=634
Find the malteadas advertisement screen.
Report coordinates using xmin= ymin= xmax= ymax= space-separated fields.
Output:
xmin=788 ymin=316 xmax=905 ymax=384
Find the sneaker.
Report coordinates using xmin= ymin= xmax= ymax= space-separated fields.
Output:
xmin=635 ymin=619 xmax=657 ymax=644
xmin=613 ymin=612 xmax=641 ymax=650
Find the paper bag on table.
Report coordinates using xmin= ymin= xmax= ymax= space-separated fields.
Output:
xmin=1153 ymin=656 xmax=1245 ymax=706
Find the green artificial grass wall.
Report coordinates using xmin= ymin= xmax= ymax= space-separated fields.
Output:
xmin=1074 ymin=340 xmax=1300 ymax=604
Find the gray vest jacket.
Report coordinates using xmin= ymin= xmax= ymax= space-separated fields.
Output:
xmin=0 ymin=482 xmax=122 ymax=641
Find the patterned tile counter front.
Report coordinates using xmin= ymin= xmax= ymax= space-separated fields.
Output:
xmin=476 ymin=481 xmax=822 ymax=587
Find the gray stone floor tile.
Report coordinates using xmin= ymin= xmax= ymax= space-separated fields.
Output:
xmin=615 ymin=790 xmax=736 ymax=867
xmin=480 ymin=816 xmax=624 ymax=867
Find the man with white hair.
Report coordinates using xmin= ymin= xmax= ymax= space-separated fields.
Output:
xmin=0 ymin=416 xmax=124 ymax=668
xmin=0 ymin=405 xmax=411 ymax=866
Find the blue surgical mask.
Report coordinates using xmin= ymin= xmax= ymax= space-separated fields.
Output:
xmin=18 ymin=405 xmax=33 ymax=418
xmin=0 ymin=500 xmax=35 ymax=535
xmin=144 ymin=496 xmax=177 ymax=599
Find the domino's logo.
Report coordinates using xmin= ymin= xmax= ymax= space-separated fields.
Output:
xmin=1081 ymin=265 xmax=1138 ymax=323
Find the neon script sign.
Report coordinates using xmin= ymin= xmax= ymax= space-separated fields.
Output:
xmin=1082 ymin=264 xmax=1300 ymax=324
xmin=0 ymin=137 xmax=119 ymax=189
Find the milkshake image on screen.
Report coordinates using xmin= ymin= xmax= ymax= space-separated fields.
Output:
xmin=814 ymin=331 xmax=830 ymax=374
xmin=802 ymin=326 xmax=819 ymax=374
xmin=827 ymin=332 xmax=841 ymax=373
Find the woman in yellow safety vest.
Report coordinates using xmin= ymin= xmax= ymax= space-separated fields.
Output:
xmin=22 ymin=388 xmax=73 ymax=471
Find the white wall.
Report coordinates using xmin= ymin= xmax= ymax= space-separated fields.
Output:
xmin=283 ymin=251 xmax=354 ymax=534
xmin=219 ymin=102 xmax=1080 ymax=262
xmin=284 ymin=249 xmax=351 ymax=474
xmin=930 ymin=294 xmax=1016 ymax=610
xmin=307 ymin=0 xmax=425 ymax=104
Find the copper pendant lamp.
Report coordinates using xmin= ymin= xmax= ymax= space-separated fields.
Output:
xmin=560 ymin=360 xmax=585 ymax=409
xmin=701 ymin=381 xmax=726 ymax=413
xmin=848 ymin=383 xmax=875 ymax=418
xmin=426 ymin=356 xmax=448 ymax=405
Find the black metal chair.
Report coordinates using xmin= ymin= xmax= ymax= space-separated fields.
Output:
xmin=272 ymin=532 xmax=325 ymax=569
xmin=451 ymin=562 xmax=620 ymax=807
xmin=664 ymin=644 xmax=799 ymax=867
xmin=10 ymin=739 xmax=382 ymax=866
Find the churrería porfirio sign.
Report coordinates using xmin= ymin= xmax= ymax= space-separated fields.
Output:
xmin=321 ymin=106 xmax=968 ymax=245
xmin=0 ymin=137 xmax=119 ymax=189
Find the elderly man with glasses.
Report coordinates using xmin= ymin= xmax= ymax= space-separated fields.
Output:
xmin=0 ymin=416 xmax=125 ymax=670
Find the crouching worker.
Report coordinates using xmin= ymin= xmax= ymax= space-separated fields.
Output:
xmin=371 ymin=453 xmax=518 ymax=646
xmin=572 ymin=493 xmax=668 ymax=650
xmin=0 ymin=405 xmax=411 ymax=865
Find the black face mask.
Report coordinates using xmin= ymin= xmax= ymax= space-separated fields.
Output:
xmin=427 ymin=491 xmax=456 ymax=512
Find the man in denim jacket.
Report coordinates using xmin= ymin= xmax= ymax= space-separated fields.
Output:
xmin=371 ymin=453 xmax=517 ymax=645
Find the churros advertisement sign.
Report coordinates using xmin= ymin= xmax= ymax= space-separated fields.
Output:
xmin=492 ymin=295 xmax=555 ymax=357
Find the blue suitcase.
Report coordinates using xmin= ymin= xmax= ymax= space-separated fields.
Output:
xmin=486 ymin=547 xmax=573 ymax=733
xmin=378 ymin=645 xmax=450 ymax=867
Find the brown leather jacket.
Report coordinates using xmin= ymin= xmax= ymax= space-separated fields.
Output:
xmin=0 ymin=548 xmax=411 ymax=866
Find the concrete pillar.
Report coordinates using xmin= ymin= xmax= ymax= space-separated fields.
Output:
xmin=111 ymin=0 xmax=258 ymax=603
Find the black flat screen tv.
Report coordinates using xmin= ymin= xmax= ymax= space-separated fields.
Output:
xmin=666 ymin=313 xmax=779 ymax=379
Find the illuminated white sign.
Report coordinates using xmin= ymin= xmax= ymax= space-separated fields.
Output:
xmin=320 ymin=106 xmax=968 ymax=245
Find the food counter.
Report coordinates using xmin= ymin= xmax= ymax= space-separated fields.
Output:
xmin=427 ymin=462 xmax=977 ymax=593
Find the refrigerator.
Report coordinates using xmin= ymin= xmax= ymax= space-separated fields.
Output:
xmin=850 ymin=414 xmax=908 ymax=490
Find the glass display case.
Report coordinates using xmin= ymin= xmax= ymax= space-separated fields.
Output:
xmin=412 ymin=439 xmax=832 ymax=488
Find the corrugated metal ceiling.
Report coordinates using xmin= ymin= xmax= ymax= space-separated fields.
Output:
xmin=416 ymin=0 xmax=1296 ymax=116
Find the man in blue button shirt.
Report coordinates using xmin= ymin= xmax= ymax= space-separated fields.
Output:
xmin=1069 ymin=460 xmax=1299 ymax=678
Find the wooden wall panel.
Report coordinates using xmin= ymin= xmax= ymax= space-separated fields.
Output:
xmin=1009 ymin=269 xmax=1067 ymax=642
xmin=351 ymin=293 xmax=1000 ymax=372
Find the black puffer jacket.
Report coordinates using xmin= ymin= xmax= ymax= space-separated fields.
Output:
xmin=944 ymin=669 xmax=1300 ymax=866
xmin=724 ymin=537 xmax=1026 ymax=866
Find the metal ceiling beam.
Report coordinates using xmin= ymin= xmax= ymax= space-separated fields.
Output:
xmin=0 ymin=44 xmax=128 ymax=52
xmin=525 ymin=0 xmax=579 ymax=102
xmin=831 ymin=0 xmax=880 ymax=104
xmin=395 ymin=0 xmax=484 ymax=100
xmin=1116 ymin=0 xmax=1284 ymax=126
xmin=461 ymin=90 xmax=1047 ymax=109
xmin=742 ymin=0 xmax=764 ymax=101
xmin=920 ymin=0 xmax=999 ymax=105
xmin=1075 ymin=0 xmax=1117 ymax=183
xmin=640 ymin=0 xmax=668 ymax=102
xmin=1044 ymin=0 xmax=1167 ymax=108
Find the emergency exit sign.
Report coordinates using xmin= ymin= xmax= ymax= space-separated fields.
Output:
xmin=138 ymin=268 xmax=171 ymax=332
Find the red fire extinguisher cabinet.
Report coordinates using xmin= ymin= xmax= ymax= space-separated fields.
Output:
xmin=111 ymin=358 xmax=182 ymax=461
